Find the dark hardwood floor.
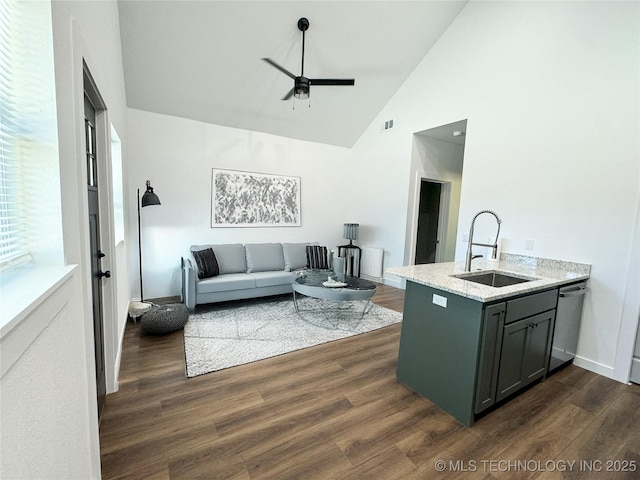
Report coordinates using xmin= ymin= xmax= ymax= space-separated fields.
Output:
xmin=100 ymin=284 xmax=640 ymax=479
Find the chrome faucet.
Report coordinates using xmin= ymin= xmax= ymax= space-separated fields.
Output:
xmin=465 ymin=210 xmax=502 ymax=272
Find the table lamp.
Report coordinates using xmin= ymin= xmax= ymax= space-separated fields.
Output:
xmin=343 ymin=223 xmax=359 ymax=245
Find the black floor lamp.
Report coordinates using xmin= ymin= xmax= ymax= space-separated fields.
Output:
xmin=138 ymin=180 xmax=161 ymax=302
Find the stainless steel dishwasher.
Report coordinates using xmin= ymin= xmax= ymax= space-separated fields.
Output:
xmin=548 ymin=281 xmax=587 ymax=374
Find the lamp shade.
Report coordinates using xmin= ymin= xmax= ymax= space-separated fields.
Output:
xmin=141 ymin=180 xmax=161 ymax=207
xmin=343 ymin=223 xmax=359 ymax=241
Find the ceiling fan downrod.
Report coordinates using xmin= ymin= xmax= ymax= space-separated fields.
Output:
xmin=298 ymin=17 xmax=309 ymax=77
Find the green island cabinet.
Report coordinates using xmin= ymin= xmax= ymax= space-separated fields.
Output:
xmin=397 ymin=281 xmax=558 ymax=426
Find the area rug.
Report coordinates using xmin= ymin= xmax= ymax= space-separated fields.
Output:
xmin=183 ymin=295 xmax=402 ymax=378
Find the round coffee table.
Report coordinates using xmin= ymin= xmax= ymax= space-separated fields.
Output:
xmin=292 ymin=271 xmax=377 ymax=320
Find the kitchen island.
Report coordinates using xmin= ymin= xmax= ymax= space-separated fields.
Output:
xmin=387 ymin=254 xmax=590 ymax=426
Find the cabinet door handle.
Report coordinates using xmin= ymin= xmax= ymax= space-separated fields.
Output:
xmin=559 ymin=286 xmax=586 ymax=298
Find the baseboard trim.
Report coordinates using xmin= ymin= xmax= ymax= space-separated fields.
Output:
xmin=629 ymin=357 xmax=640 ymax=384
xmin=573 ymin=355 xmax=616 ymax=380
xmin=382 ymin=276 xmax=403 ymax=289
xmin=147 ymin=295 xmax=182 ymax=305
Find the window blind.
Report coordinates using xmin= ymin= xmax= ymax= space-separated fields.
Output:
xmin=0 ymin=0 xmax=61 ymax=272
xmin=0 ymin=0 xmax=28 ymax=271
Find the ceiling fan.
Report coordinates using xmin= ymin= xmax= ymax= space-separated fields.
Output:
xmin=263 ymin=17 xmax=355 ymax=101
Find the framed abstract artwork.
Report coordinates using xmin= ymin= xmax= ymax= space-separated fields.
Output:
xmin=211 ymin=169 xmax=301 ymax=227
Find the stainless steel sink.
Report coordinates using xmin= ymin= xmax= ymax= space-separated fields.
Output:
xmin=452 ymin=270 xmax=538 ymax=287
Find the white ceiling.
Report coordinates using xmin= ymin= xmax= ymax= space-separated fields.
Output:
xmin=118 ymin=1 xmax=468 ymax=148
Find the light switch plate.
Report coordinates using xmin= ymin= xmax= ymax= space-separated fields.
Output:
xmin=433 ymin=293 xmax=448 ymax=308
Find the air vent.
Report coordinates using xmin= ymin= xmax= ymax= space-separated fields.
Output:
xmin=382 ymin=119 xmax=395 ymax=131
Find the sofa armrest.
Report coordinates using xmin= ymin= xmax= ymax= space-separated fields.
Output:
xmin=181 ymin=256 xmax=197 ymax=311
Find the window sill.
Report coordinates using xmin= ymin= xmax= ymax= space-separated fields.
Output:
xmin=0 ymin=264 xmax=77 ymax=339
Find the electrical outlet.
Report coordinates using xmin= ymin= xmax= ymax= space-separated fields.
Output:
xmin=525 ymin=239 xmax=534 ymax=250
xmin=432 ymin=294 xmax=447 ymax=308
xmin=463 ymin=232 xmax=469 ymax=242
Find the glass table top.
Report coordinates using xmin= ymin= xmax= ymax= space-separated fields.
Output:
xmin=294 ymin=270 xmax=376 ymax=290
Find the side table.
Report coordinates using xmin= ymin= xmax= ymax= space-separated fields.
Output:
xmin=337 ymin=244 xmax=361 ymax=277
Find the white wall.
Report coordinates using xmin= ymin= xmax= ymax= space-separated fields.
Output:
xmin=126 ymin=109 xmax=356 ymax=299
xmin=352 ymin=1 xmax=639 ymax=381
xmin=0 ymin=1 xmax=129 ymax=478
xmin=1 ymin=271 xmax=94 ymax=479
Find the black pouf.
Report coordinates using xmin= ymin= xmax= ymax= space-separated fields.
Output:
xmin=140 ymin=303 xmax=189 ymax=335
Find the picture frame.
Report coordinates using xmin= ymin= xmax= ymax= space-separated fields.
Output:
xmin=211 ymin=168 xmax=301 ymax=227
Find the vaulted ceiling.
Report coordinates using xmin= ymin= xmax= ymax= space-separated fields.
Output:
xmin=118 ymin=1 xmax=468 ymax=147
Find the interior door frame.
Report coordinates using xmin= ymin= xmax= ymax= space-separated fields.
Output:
xmin=630 ymin=318 xmax=640 ymax=384
xmin=408 ymin=172 xmax=451 ymax=265
xmin=82 ymin=62 xmax=119 ymax=396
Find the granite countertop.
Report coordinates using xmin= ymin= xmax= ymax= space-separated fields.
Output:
xmin=386 ymin=254 xmax=591 ymax=303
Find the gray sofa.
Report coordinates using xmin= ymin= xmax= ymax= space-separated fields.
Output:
xmin=182 ymin=242 xmax=317 ymax=311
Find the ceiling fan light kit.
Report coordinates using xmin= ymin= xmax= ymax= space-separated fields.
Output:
xmin=294 ymin=77 xmax=310 ymax=100
xmin=263 ymin=17 xmax=355 ymax=102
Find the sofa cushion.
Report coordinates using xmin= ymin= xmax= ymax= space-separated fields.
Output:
xmin=192 ymin=248 xmax=220 ymax=279
xmin=197 ymin=273 xmax=256 ymax=294
xmin=306 ymin=245 xmax=329 ymax=269
xmin=250 ymin=271 xmax=295 ymax=288
xmin=245 ymin=243 xmax=285 ymax=273
xmin=210 ymin=244 xmax=247 ymax=274
xmin=282 ymin=243 xmax=309 ymax=271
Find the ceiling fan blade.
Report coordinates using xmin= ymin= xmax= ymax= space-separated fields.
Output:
xmin=309 ymin=78 xmax=355 ymax=86
xmin=282 ymin=88 xmax=295 ymax=101
xmin=262 ymin=58 xmax=297 ymax=80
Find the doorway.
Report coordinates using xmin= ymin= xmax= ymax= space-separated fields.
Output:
xmin=415 ymin=180 xmax=442 ymax=264
xmin=408 ymin=119 xmax=466 ymax=265
xmin=84 ymin=66 xmax=108 ymax=419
